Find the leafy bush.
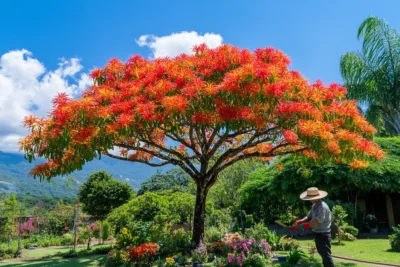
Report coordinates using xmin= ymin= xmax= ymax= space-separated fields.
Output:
xmin=63 ymin=245 xmax=114 ymax=258
xmin=116 ymin=227 xmax=134 ymax=248
xmin=207 ymin=242 xmax=232 ymax=257
xmin=0 ymin=247 xmax=16 ymax=260
xmin=192 ymin=252 xmax=207 ymax=264
xmin=63 ymin=249 xmax=79 ymax=258
xmin=61 ymin=233 xmax=74 ymax=245
xmin=244 ymin=223 xmax=270 ymax=241
xmin=332 ymin=205 xmax=348 ymax=245
xmin=389 ymin=225 xmax=400 ymax=252
xmin=283 ymin=238 xmax=300 ymax=251
xmin=264 ymin=230 xmax=285 ymax=251
xmin=102 ymin=221 xmax=111 ymax=242
xmin=338 ymin=229 xmax=356 ymax=241
xmin=128 ymin=221 xmax=153 ymax=245
xmin=242 ymin=254 xmax=269 ymax=267
xmin=286 ymin=248 xmax=307 ymax=264
xmin=24 ymin=235 xmax=64 ymax=248
xmin=105 ymin=249 xmax=129 ymax=266
xmin=206 ymin=226 xmax=225 ymax=244
xmin=343 ymin=224 xmax=359 ymax=237
xmin=158 ymin=229 xmax=191 ymax=256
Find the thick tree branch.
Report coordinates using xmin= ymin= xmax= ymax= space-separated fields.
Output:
xmin=205 ymin=145 xmax=307 ymax=188
xmin=158 ymin=125 xmax=202 ymax=158
xmin=113 ymin=143 xmax=198 ymax=178
xmin=104 ymin=152 xmax=171 ymax=167
xmin=206 ymin=127 xmax=278 ymax=177
xmin=138 ymin=132 xmax=200 ymax=176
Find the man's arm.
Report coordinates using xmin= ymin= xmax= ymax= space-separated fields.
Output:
xmin=294 ymin=216 xmax=310 ymax=226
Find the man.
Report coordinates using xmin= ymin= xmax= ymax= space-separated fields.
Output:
xmin=295 ymin=187 xmax=334 ymax=267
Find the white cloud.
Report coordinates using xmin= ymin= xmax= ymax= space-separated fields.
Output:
xmin=0 ymin=49 xmax=92 ymax=152
xmin=137 ymin=31 xmax=223 ymax=58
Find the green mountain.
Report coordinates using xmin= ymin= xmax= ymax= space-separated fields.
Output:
xmin=0 ymin=151 xmax=170 ymax=198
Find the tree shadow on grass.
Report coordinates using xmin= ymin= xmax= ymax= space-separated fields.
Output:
xmin=0 ymin=255 xmax=107 ymax=267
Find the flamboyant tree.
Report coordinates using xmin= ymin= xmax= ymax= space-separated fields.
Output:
xmin=20 ymin=44 xmax=384 ymax=251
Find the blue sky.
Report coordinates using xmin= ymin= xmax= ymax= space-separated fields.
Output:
xmin=0 ymin=0 xmax=399 ymax=152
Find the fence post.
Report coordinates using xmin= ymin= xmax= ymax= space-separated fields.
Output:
xmin=15 ymin=208 xmax=23 ymax=257
xmin=72 ymin=203 xmax=80 ymax=250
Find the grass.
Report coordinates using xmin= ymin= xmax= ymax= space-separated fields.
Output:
xmin=297 ymin=237 xmax=399 ymax=265
xmin=0 ymin=238 xmax=396 ymax=266
xmin=275 ymin=250 xmax=372 ymax=267
xmin=0 ymin=244 xmax=110 ymax=267
xmin=0 ymin=255 xmax=106 ymax=266
xmin=22 ymin=244 xmax=110 ymax=259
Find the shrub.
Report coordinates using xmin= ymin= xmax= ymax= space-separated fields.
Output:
xmin=63 ymin=249 xmax=79 ymax=258
xmin=192 ymin=252 xmax=207 ymax=264
xmin=158 ymin=229 xmax=191 ymax=256
xmin=286 ymin=248 xmax=307 ymax=264
xmin=242 ymin=254 xmax=269 ymax=267
xmin=102 ymin=221 xmax=111 ymax=242
xmin=0 ymin=247 xmax=16 ymax=260
xmin=206 ymin=226 xmax=225 ymax=244
xmin=116 ymin=227 xmax=134 ymax=248
xmin=283 ymin=238 xmax=300 ymax=251
xmin=128 ymin=221 xmax=153 ymax=245
xmin=61 ymin=233 xmax=74 ymax=245
xmin=343 ymin=224 xmax=359 ymax=237
xmin=332 ymin=205 xmax=348 ymax=245
xmin=389 ymin=225 xmax=400 ymax=252
xmin=244 ymin=223 xmax=269 ymax=241
xmin=264 ymin=230 xmax=285 ymax=251
xmin=105 ymin=249 xmax=129 ymax=266
xmin=338 ymin=229 xmax=357 ymax=241
xmin=208 ymin=242 xmax=232 ymax=257
xmin=129 ymin=242 xmax=158 ymax=265
xmin=226 ymin=253 xmax=246 ymax=266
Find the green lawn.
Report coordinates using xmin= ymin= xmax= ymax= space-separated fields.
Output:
xmin=22 ymin=244 xmax=109 ymax=259
xmin=297 ymin=237 xmax=398 ymax=265
xmin=0 ymin=245 xmax=109 ymax=267
xmin=0 ymin=239 xmax=396 ymax=266
xmin=0 ymin=255 xmax=106 ymax=267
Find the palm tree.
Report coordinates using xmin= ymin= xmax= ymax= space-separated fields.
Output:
xmin=340 ymin=17 xmax=400 ymax=135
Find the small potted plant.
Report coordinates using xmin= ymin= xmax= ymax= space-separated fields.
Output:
xmin=207 ymin=253 xmax=216 ymax=263
xmin=192 ymin=252 xmax=205 ymax=267
xmin=364 ymin=214 xmax=378 ymax=233
xmin=173 ymin=253 xmax=182 ymax=263
xmin=177 ymin=255 xmax=188 ymax=266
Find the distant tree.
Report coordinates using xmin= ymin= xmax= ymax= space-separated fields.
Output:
xmin=0 ymin=195 xmax=19 ymax=246
xmin=107 ymin=191 xmax=196 ymax=231
xmin=241 ymin=136 xmax=400 ymax=224
xmin=78 ymin=171 xmax=134 ymax=218
xmin=137 ymin=168 xmax=191 ymax=195
xmin=101 ymin=220 xmax=111 ymax=244
xmin=341 ymin=17 xmax=400 ymax=135
xmin=209 ymin=159 xmax=262 ymax=209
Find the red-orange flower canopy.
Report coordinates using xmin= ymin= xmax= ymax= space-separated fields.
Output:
xmin=20 ymin=44 xmax=384 ymax=180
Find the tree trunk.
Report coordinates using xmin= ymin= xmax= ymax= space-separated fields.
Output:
xmin=87 ymin=234 xmax=91 ymax=250
xmin=382 ymin=110 xmax=400 ymax=134
xmin=191 ymin=183 xmax=208 ymax=253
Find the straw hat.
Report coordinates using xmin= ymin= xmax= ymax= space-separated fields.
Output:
xmin=300 ymin=187 xmax=328 ymax=201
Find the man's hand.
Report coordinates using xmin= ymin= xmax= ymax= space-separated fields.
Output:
xmin=294 ymin=220 xmax=303 ymax=227
xmin=294 ymin=216 xmax=309 ymax=226
xmin=310 ymin=219 xmax=320 ymax=227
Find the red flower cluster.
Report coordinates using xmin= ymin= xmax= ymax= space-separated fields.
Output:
xmin=129 ymin=242 xmax=158 ymax=262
